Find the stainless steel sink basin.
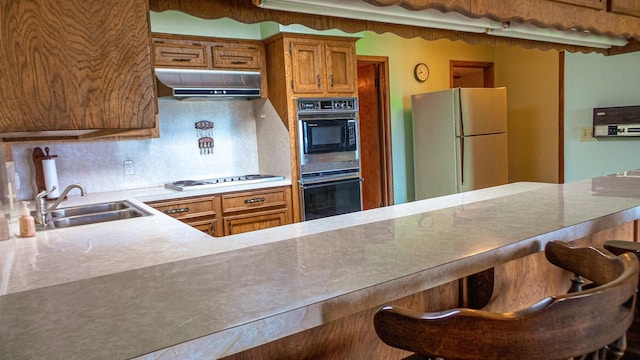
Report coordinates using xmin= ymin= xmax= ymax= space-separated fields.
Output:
xmin=39 ymin=200 xmax=151 ymax=230
xmin=49 ymin=201 xmax=132 ymax=219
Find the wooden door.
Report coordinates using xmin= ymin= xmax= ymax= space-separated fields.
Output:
xmin=450 ymin=61 xmax=494 ymax=88
xmin=289 ymin=41 xmax=324 ymax=94
xmin=358 ymin=63 xmax=383 ymax=210
xmin=325 ymin=42 xmax=357 ymax=94
xmin=357 ymin=57 xmax=393 ymax=209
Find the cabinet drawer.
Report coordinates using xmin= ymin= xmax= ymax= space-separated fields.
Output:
xmin=211 ymin=45 xmax=262 ymax=69
xmin=221 ymin=188 xmax=287 ymax=213
xmin=147 ymin=196 xmax=216 ymax=220
xmin=154 ymin=43 xmax=207 ymax=68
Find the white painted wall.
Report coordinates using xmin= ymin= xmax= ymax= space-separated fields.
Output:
xmin=11 ymin=100 xmax=290 ymax=201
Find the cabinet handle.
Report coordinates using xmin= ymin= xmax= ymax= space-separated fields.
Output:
xmin=330 ymin=74 xmax=334 ymax=88
xmin=317 ymin=74 xmax=321 ymax=88
xmin=164 ymin=207 xmax=189 ymax=215
xmin=228 ymin=222 xmax=233 ymax=234
xmin=231 ymin=61 xmax=248 ymax=65
xmin=172 ymin=58 xmax=192 ymax=62
xmin=210 ymin=220 xmax=216 ymax=236
xmin=244 ymin=197 xmax=265 ymax=204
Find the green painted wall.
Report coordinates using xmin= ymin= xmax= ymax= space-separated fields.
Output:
xmin=564 ymin=51 xmax=640 ymax=182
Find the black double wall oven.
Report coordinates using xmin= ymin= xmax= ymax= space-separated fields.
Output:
xmin=297 ymin=98 xmax=363 ymax=221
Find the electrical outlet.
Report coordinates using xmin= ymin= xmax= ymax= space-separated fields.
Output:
xmin=123 ymin=160 xmax=135 ymax=175
xmin=581 ymin=127 xmax=595 ymax=142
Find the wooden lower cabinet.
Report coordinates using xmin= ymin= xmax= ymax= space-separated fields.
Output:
xmin=221 ymin=187 xmax=292 ymax=236
xmin=146 ymin=195 xmax=219 ymax=236
xmin=224 ymin=209 xmax=289 ymax=236
xmin=146 ymin=186 xmax=292 ymax=237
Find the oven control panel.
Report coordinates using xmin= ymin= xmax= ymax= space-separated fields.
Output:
xmin=298 ymin=98 xmax=357 ymax=112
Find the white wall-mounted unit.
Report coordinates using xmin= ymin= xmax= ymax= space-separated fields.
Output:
xmin=593 ymin=106 xmax=640 ymax=137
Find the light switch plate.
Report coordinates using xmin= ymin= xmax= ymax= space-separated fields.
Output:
xmin=581 ymin=127 xmax=595 ymax=142
xmin=123 ymin=160 xmax=135 ymax=175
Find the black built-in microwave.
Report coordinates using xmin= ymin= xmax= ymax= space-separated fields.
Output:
xmin=297 ymin=98 xmax=360 ymax=175
xmin=301 ymin=118 xmax=357 ymax=154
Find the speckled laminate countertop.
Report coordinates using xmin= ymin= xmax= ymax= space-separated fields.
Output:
xmin=2 ymin=174 xmax=640 ymax=359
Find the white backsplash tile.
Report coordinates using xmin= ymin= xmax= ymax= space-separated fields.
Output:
xmin=10 ymin=99 xmax=290 ymax=201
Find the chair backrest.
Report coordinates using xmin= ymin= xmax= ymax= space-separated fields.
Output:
xmin=373 ymin=241 xmax=639 ymax=360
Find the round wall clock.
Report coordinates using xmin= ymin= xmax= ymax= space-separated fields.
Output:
xmin=414 ymin=63 xmax=430 ymax=82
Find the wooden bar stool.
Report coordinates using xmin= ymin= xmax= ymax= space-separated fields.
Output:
xmin=605 ymin=240 xmax=640 ymax=359
xmin=374 ymin=241 xmax=639 ymax=360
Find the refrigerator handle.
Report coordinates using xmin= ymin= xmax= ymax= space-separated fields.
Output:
xmin=458 ymin=92 xmax=464 ymax=185
xmin=460 ymin=135 xmax=464 ymax=185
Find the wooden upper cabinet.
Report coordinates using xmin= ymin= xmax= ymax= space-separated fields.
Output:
xmin=152 ymin=34 xmax=266 ymax=71
xmin=154 ymin=42 xmax=208 ymax=68
xmin=547 ymin=0 xmax=606 ymax=9
xmin=151 ymin=33 xmax=268 ymax=96
xmin=0 ymin=0 xmax=156 ymax=137
xmin=210 ymin=42 xmax=264 ymax=70
xmin=284 ymin=35 xmax=357 ymax=96
xmin=290 ymin=41 xmax=325 ymax=94
xmin=325 ymin=42 xmax=357 ymax=94
xmin=549 ymin=0 xmax=640 ymax=16
xmin=609 ymin=0 xmax=640 ymax=16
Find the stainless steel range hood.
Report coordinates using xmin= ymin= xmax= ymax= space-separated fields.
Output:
xmin=155 ymin=68 xmax=261 ymax=100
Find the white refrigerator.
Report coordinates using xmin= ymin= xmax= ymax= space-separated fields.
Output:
xmin=412 ymin=87 xmax=508 ymax=200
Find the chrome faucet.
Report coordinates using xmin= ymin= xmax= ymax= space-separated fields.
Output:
xmin=35 ymin=184 xmax=88 ymax=226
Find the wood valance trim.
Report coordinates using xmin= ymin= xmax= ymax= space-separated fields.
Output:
xmin=148 ymin=0 xmax=638 ymax=54
xmin=361 ymin=0 xmax=640 ymax=39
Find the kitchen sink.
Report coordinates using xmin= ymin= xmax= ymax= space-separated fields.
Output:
xmin=39 ymin=200 xmax=151 ymax=230
xmin=49 ymin=201 xmax=133 ymax=219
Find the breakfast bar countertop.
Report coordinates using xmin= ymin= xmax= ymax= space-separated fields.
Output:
xmin=2 ymin=173 xmax=640 ymax=359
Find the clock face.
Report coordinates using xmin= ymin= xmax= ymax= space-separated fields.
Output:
xmin=414 ymin=63 xmax=429 ymax=82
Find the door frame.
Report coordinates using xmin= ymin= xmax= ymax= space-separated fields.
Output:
xmin=357 ymin=55 xmax=394 ymax=206
xmin=450 ymin=60 xmax=495 ymax=88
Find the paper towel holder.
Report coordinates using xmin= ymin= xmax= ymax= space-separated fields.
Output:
xmin=32 ymin=147 xmax=58 ymax=197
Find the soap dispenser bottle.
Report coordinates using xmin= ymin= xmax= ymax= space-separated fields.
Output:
xmin=19 ymin=201 xmax=36 ymax=237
